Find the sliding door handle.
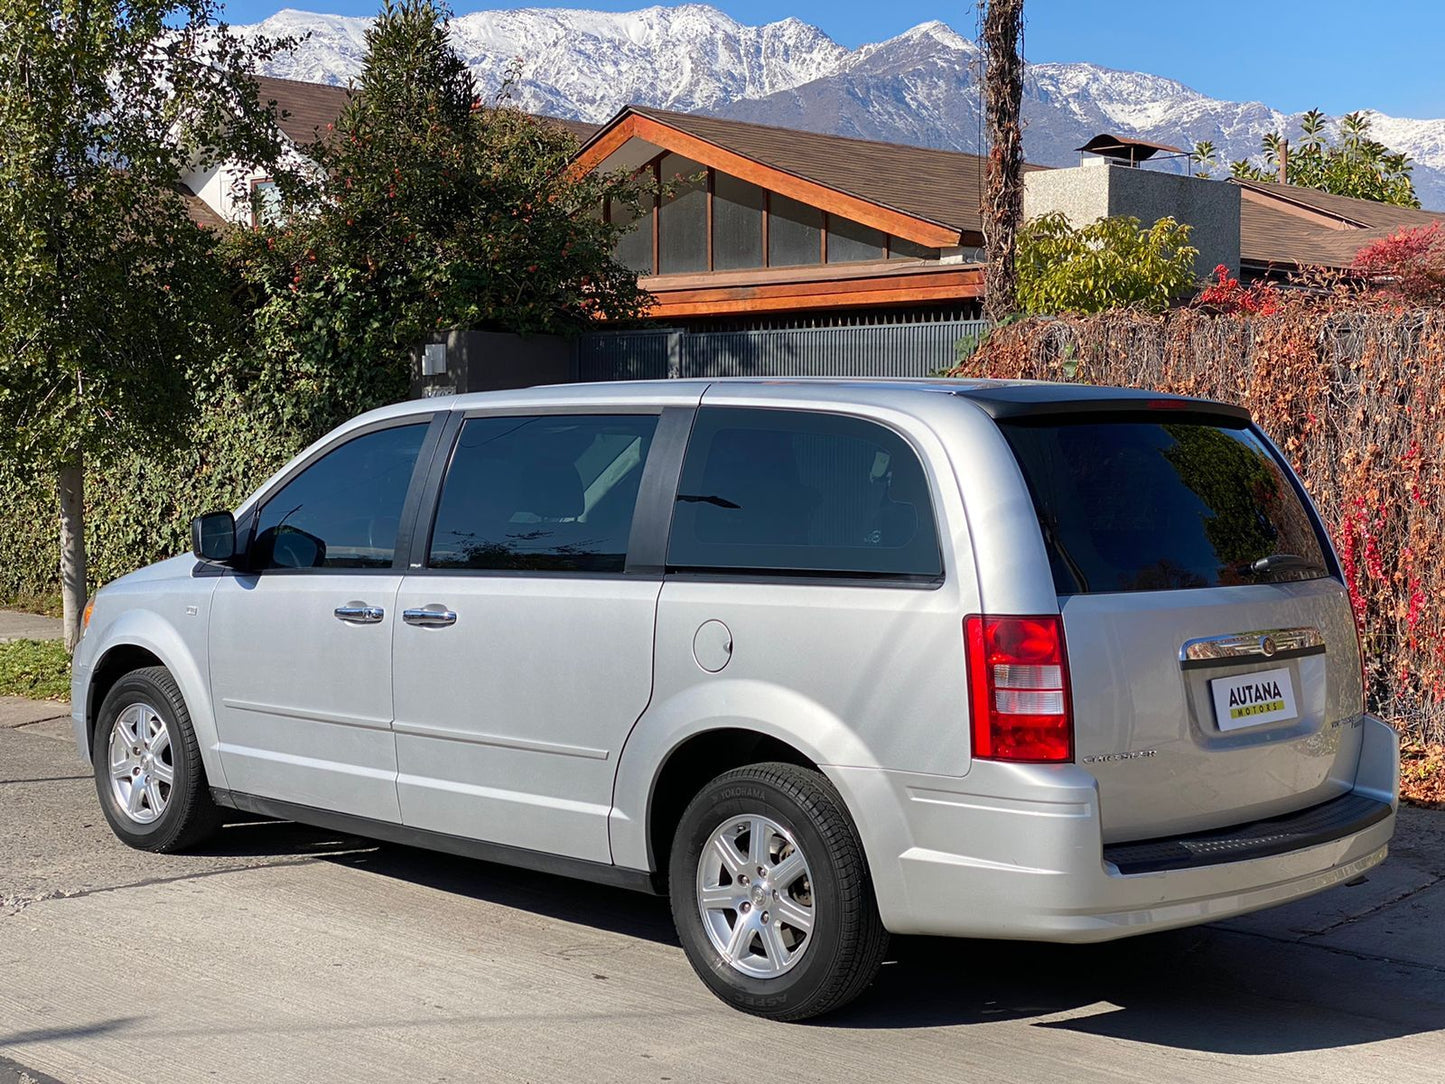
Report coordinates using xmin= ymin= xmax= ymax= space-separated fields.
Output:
xmin=403 ymin=606 xmax=457 ymax=628
xmin=334 ymin=603 xmax=385 ymax=624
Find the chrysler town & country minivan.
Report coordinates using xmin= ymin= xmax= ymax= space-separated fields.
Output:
xmin=71 ymin=378 xmax=1399 ymax=1020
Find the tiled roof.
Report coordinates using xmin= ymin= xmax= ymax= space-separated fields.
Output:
xmin=1237 ymin=181 xmax=1445 ymax=270
xmin=239 ymin=80 xmax=1444 ymax=272
xmin=1233 ymin=178 xmax=1444 ymax=231
xmin=178 ymin=184 xmax=228 ymax=230
xmin=252 ymin=74 xmax=351 ymax=146
xmin=251 ymin=74 xmax=598 ymax=147
xmin=547 ymin=116 xmax=600 ymax=142
xmin=616 ymin=106 xmax=1044 ymax=236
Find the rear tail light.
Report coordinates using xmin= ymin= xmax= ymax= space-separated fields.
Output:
xmin=964 ymin=614 xmax=1073 ymax=763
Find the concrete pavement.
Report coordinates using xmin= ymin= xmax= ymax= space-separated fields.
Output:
xmin=0 ymin=697 xmax=70 ymax=729
xmin=2 ymin=711 xmax=1443 ymax=1084
xmin=0 ymin=611 xmax=62 ymax=643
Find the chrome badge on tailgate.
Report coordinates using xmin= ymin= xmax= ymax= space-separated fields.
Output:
xmin=1179 ymin=627 xmax=1325 ymax=667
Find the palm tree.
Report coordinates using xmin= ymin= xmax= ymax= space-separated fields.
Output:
xmin=1190 ymin=140 xmax=1218 ymax=178
xmin=1340 ymin=111 xmax=1369 ymax=159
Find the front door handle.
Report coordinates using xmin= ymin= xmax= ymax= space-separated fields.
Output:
xmin=334 ymin=603 xmax=385 ymax=624
xmin=403 ymin=606 xmax=457 ymax=628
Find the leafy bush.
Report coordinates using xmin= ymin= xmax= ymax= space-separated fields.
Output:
xmin=950 ymin=301 xmax=1445 ymax=744
xmin=1016 ymin=213 xmax=1198 ymax=316
xmin=1196 ymin=264 xmax=1280 ymax=315
xmin=1352 ymin=224 xmax=1445 ymax=302
xmin=0 ymin=374 xmax=305 ymax=601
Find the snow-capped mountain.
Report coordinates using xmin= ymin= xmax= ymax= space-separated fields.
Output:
xmin=238 ymin=5 xmax=1445 ymax=210
xmin=244 ymin=5 xmax=849 ymax=117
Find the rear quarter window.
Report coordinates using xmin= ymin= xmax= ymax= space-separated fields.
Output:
xmin=667 ymin=407 xmax=942 ymax=579
xmin=1000 ymin=417 xmax=1331 ymax=595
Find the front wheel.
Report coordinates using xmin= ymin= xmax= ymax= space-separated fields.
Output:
xmin=669 ymin=762 xmax=888 ymax=1021
xmin=92 ymin=666 xmax=220 ymax=853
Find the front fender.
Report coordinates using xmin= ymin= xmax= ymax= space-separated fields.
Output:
xmin=81 ymin=609 xmax=229 ymax=792
xmin=609 ymin=678 xmax=880 ymax=871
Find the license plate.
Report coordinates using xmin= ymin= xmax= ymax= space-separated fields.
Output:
xmin=1210 ymin=667 xmax=1298 ymax=731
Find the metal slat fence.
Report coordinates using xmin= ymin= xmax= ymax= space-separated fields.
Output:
xmin=574 ymin=319 xmax=990 ymax=383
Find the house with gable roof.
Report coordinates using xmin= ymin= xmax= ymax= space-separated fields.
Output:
xmin=184 ymin=77 xmax=1445 ymax=345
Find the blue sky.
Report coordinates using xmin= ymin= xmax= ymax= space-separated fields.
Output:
xmin=222 ymin=1 xmax=1445 ymax=119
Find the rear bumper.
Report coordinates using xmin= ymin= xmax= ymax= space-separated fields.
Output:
xmin=825 ymin=714 xmax=1399 ymax=942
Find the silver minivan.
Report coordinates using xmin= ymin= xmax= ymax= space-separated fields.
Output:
xmin=72 ymin=378 xmax=1399 ymax=1020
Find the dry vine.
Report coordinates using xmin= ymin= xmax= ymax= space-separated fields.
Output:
xmin=952 ymin=300 xmax=1445 ymax=743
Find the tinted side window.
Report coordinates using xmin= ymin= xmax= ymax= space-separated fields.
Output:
xmin=252 ymin=423 xmax=429 ymax=570
xmin=667 ymin=407 xmax=942 ymax=578
xmin=1000 ymin=419 xmax=1331 ymax=594
xmin=428 ymin=414 xmax=658 ymax=573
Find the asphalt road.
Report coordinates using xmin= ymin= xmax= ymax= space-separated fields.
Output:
xmin=3 ymin=708 xmax=1444 ymax=1084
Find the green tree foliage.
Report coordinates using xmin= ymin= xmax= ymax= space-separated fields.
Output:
xmin=224 ymin=0 xmax=655 ymax=431
xmin=1015 ymin=212 xmax=1199 ymax=316
xmin=1231 ymin=109 xmax=1418 ymax=208
xmin=0 ymin=0 xmax=288 ymax=646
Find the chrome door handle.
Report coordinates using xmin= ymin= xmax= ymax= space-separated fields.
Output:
xmin=403 ymin=607 xmax=457 ymax=627
xmin=334 ymin=603 xmax=385 ymax=624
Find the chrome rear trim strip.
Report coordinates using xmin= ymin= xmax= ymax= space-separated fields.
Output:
xmin=1179 ymin=627 xmax=1325 ymax=669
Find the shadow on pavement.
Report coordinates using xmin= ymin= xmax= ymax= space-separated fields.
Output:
xmin=333 ymin=840 xmax=682 ymax=948
xmin=199 ymin=817 xmax=680 ymax=947
xmin=192 ymin=817 xmax=1445 ymax=1054
xmin=825 ymin=930 xmax=1445 ymax=1051
xmin=0 ymin=1018 xmax=138 ymax=1047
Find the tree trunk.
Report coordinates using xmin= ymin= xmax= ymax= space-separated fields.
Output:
xmin=981 ymin=0 xmax=1026 ymax=323
xmin=58 ymin=456 xmax=87 ymax=653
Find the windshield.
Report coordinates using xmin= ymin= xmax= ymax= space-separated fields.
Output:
xmin=1000 ymin=417 xmax=1333 ymax=595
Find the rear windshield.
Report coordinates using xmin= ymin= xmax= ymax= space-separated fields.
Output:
xmin=999 ymin=418 xmax=1332 ymax=595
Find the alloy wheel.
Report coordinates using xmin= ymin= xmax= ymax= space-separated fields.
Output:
xmin=696 ymin=814 xmax=816 ymax=978
xmin=107 ymin=702 xmax=174 ymax=825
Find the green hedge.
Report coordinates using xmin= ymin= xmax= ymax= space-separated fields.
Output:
xmin=0 ymin=472 xmax=58 ymax=604
xmin=0 ymin=381 xmax=306 ymax=600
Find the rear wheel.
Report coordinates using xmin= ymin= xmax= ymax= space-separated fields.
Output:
xmin=92 ymin=666 xmax=219 ymax=853
xmin=669 ymin=762 xmax=888 ymax=1021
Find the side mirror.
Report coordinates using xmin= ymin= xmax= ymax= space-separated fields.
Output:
xmin=191 ymin=510 xmax=237 ymax=564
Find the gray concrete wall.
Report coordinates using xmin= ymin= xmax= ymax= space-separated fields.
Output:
xmin=1024 ymin=156 xmax=1241 ymax=280
xmin=1023 ymin=157 xmax=1113 ymax=229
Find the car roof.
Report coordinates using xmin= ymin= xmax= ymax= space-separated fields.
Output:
xmin=248 ymin=376 xmax=1249 ymax=518
xmin=410 ymin=377 xmax=1249 ymax=422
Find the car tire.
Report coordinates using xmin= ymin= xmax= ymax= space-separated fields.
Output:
xmin=669 ymin=761 xmax=889 ymax=1021
xmin=92 ymin=666 xmax=220 ymax=853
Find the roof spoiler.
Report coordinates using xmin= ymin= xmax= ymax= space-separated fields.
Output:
xmin=952 ymin=388 xmax=1252 ymax=424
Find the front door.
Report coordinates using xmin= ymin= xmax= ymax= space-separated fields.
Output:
xmin=391 ymin=411 xmax=667 ymax=862
xmin=210 ymin=419 xmax=434 ymax=821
